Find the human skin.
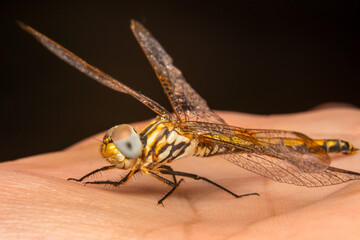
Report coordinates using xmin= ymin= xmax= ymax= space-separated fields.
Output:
xmin=0 ymin=108 xmax=359 ymax=240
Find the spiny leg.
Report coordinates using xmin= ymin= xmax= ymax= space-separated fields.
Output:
xmin=160 ymin=169 xmax=259 ymax=198
xmin=158 ymin=165 xmax=180 ymax=184
xmin=158 ymin=179 xmax=184 ymax=205
xmin=84 ymin=169 xmax=140 ymax=187
xmin=68 ymin=165 xmax=116 ymax=182
xmin=148 ymin=171 xmax=184 ymax=205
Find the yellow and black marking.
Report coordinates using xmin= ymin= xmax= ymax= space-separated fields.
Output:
xmin=314 ymin=139 xmax=358 ymax=154
xmin=100 ymin=136 xmax=119 ymax=158
xmin=139 ymin=119 xmax=196 ymax=165
xmin=196 ymin=135 xmax=230 ymax=157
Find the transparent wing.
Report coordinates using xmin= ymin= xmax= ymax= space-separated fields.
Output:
xmin=180 ymin=121 xmax=360 ymax=186
xmin=18 ymin=21 xmax=171 ymax=118
xmin=130 ymin=20 xmax=226 ymax=124
xmin=224 ymin=154 xmax=360 ymax=187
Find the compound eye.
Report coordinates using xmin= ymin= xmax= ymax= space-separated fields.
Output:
xmin=111 ymin=124 xmax=142 ymax=159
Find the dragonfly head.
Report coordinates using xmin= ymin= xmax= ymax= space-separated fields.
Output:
xmin=101 ymin=124 xmax=143 ymax=169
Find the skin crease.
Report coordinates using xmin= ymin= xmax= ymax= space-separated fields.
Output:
xmin=0 ymin=107 xmax=359 ymax=240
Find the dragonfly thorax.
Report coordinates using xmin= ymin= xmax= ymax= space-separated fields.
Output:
xmin=139 ymin=118 xmax=198 ymax=166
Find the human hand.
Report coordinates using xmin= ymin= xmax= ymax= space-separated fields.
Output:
xmin=1 ymin=107 xmax=359 ymax=239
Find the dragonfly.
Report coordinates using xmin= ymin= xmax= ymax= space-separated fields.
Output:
xmin=19 ymin=20 xmax=359 ymax=205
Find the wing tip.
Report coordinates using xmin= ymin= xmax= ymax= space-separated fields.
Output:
xmin=130 ymin=19 xmax=149 ymax=35
xmin=16 ymin=20 xmax=28 ymax=31
xmin=327 ymin=166 xmax=360 ymax=178
xmin=130 ymin=19 xmax=140 ymax=29
xmin=16 ymin=20 xmax=39 ymax=38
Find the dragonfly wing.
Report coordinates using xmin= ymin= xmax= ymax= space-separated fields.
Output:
xmin=224 ymin=153 xmax=360 ymax=187
xmin=131 ymin=20 xmax=226 ymax=124
xmin=179 ymin=121 xmax=360 ymax=187
xmin=225 ymin=129 xmax=360 ymax=186
xmin=19 ymin=22 xmax=170 ymax=118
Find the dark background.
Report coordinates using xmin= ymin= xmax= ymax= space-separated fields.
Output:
xmin=1 ymin=1 xmax=359 ymax=161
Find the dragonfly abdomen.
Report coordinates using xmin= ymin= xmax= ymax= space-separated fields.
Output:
xmin=194 ymin=141 xmax=229 ymax=157
xmin=314 ymin=139 xmax=358 ymax=154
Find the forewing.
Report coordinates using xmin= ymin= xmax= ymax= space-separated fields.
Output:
xmin=19 ymin=22 xmax=170 ymax=118
xmin=130 ymin=20 xmax=226 ymax=124
xmin=179 ymin=121 xmax=360 ymax=187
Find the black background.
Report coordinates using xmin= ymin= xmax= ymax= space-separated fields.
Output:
xmin=1 ymin=1 xmax=359 ymax=161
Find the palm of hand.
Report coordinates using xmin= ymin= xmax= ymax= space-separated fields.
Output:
xmin=1 ymin=109 xmax=359 ymax=239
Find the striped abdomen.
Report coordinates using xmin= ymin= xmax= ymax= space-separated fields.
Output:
xmin=314 ymin=139 xmax=358 ymax=154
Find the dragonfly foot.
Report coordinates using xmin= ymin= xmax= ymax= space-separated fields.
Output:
xmin=235 ymin=192 xmax=260 ymax=198
xmin=67 ymin=177 xmax=82 ymax=182
xmin=157 ymin=178 xmax=185 ymax=206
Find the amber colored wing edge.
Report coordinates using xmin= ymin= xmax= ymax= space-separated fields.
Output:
xmin=181 ymin=121 xmax=360 ymax=187
xmin=130 ymin=20 xmax=226 ymax=125
xmin=18 ymin=21 xmax=171 ymax=118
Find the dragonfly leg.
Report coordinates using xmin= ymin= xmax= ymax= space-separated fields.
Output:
xmin=68 ymin=165 xmax=117 ymax=182
xmin=158 ymin=165 xmax=180 ymax=184
xmin=160 ymin=169 xmax=259 ymax=199
xmin=83 ymin=169 xmax=140 ymax=187
xmin=148 ymin=171 xmax=184 ymax=205
xmin=157 ymin=179 xmax=184 ymax=206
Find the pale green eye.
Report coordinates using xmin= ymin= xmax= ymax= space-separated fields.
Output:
xmin=110 ymin=124 xmax=142 ymax=159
